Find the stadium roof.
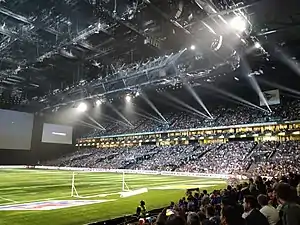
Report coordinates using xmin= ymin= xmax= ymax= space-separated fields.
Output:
xmin=0 ymin=0 xmax=299 ymax=111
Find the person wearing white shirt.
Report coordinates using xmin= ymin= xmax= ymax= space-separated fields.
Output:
xmin=258 ymin=194 xmax=280 ymax=225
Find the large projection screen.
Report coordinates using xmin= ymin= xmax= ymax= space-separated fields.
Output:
xmin=42 ymin=123 xmax=73 ymax=144
xmin=0 ymin=109 xmax=34 ymax=150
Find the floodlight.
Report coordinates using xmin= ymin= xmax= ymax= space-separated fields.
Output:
xmin=190 ymin=45 xmax=196 ymax=50
xmin=229 ymin=16 xmax=247 ymax=32
xmin=135 ymin=91 xmax=140 ymax=97
xmin=254 ymin=42 xmax=261 ymax=49
xmin=77 ymin=102 xmax=87 ymax=112
xmin=96 ymin=99 xmax=102 ymax=106
xmin=125 ymin=95 xmax=132 ymax=102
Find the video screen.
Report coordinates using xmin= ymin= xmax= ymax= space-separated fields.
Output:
xmin=42 ymin=123 xmax=73 ymax=144
xmin=0 ymin=109 xmax=34 ymax=150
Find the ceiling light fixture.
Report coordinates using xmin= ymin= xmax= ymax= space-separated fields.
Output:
xmin=229 ymin=16 xmax=247 ymax=32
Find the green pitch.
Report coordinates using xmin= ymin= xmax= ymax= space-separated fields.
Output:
xmin=0 ymin=169 xmax=226 ymax=225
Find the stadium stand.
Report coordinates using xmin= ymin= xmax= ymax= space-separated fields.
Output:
xmin=81 ymin=99 xmax=300 ymax=137
xmin=44 ymin=140 xmax=300 ymax=178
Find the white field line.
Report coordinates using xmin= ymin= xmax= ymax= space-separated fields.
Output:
xmin=0 ymin=196 xmax=18 ymax=203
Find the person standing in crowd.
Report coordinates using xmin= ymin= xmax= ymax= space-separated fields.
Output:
xmin=236 ymin=184 xmax=244 ymax=203
xmin=194 ymin=192 xmax=200 ymax=210
xmin=211 ymin=190 xmax=222 ymax=205
xmin=257 ymin=194 xmax=280 ymax=225
xmin=241 ymin=182 xmax=251 ymax=196
xmin=289 ymin=173 xmax=298 ymax=188
xmin=187 ymin=212 xmax=200 ymax=225
xmin=204 ymin=205 xmax=220 ymax=225
xmin=256 ymin=176 xmax=267 ymax=195
xmin=267 ymin=188 xmax=278 ymax=208
xmin=243 ymin=195 xmax=269 ymax=225
xmin=202 ymin=190 xmax=210 ymax=207
xmin=221 ymin=205 xmax=246 ymax=225
xmin=249 ymin=178 xmax=258 ymax=197
xmin=276 ymin=183 xmax=300 ymax=225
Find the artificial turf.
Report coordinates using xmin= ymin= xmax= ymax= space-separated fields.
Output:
xmin=0 ymin=169 xmax=226 ymax=225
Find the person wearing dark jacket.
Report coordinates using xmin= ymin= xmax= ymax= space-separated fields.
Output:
xmin=249 ymin=178 xmax=259 ymax=197
xmin=276 ymin=183 xmax=300 ymax=225
xmin=256 ymin=176 xmax=267 ymax=195
xmin=243 ymin=195 xmax=269 ymax=225
xmin=221 ymin=205 xmax=246 ymax=225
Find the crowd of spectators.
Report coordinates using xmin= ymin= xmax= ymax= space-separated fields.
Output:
xmin=44 ymin=140 xmax=300 ymax=178
xmin=144 ymin=175 xmax=300 ymax=225
xmin=249 ymin=141 xmax=300 ymax=177
xmin=81 ymin=99 xmax=300 ymax=138
xmin=130 ymin=145 xmax=195 ymax=171
xmin=176 ymin=142 xmax=254 ymax=174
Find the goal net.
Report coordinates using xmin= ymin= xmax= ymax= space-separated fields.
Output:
xmin=71 ymin=172 xmax=148 ymax=199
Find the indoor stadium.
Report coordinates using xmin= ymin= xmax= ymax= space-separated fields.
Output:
xmin=0 ymin=0 xmax=300 ymax=225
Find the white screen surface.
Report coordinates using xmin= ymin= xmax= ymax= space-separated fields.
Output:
xmin=42 ymin=123 xmax=73 ymax=144
xmin=0 ymin=109 xmax=34 ymax=150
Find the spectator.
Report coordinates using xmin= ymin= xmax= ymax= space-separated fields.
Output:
xmin=221 ymin=205 xmax=246 ymax=225
xmin=267 ymin=188 xmax=278 ymax=208
xmin=257 ymin=194 xmax=280 ymax=225
xmin=202 ymin=190 xmax=210 ymax=206
xmin=204 ymin=205 xmax=220 ymax=225
xmin=211 ymin=190 xmax=222 ymax=205
xmin=187 ymin=212 xmax=200 ymax=225
xmin=256 ymin=176 xmax=267 ymax=195
xmin=241 ymin=182 xmax=251 ymax=197
xmin=187 ymin=195 xmax=195 ymax=212
xmin=166 ymin=215 xmax=186 ymax=225
xmin=249 ymin=178 xmax=258 ymax=197
xmin=243 ymin=195 xmax=269 ymax=225
xmin=275 ymin=183 xmax=300 ymax=225
xmin=198 ymin=211 xmax=208 ymax=224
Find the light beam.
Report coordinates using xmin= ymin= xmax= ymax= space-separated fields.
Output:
xmin=184 ymin=84 xmax=213 ymax=119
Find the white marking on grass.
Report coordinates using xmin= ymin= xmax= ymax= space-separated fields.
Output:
xmin=0 ymin=196 xmax=18 ymax=203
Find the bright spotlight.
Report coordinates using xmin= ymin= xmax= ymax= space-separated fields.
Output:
xmin=254 ymin=42 xmax=261 ymax=49
xmin=125 ymin=95 xmax=132 ymax=102
xmin=190 ymin=45 xmax=196 ymax=50
xmin=96 ymin=99 xmax=102 ymax=106
xmin=229 ymin=16 xmax=247 ymax=32
xmin=77 ymin=102 xmax=87 ymax=112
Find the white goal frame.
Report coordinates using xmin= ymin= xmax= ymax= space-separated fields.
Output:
xmin=71 ymin=171 xmax=131 ymax=198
